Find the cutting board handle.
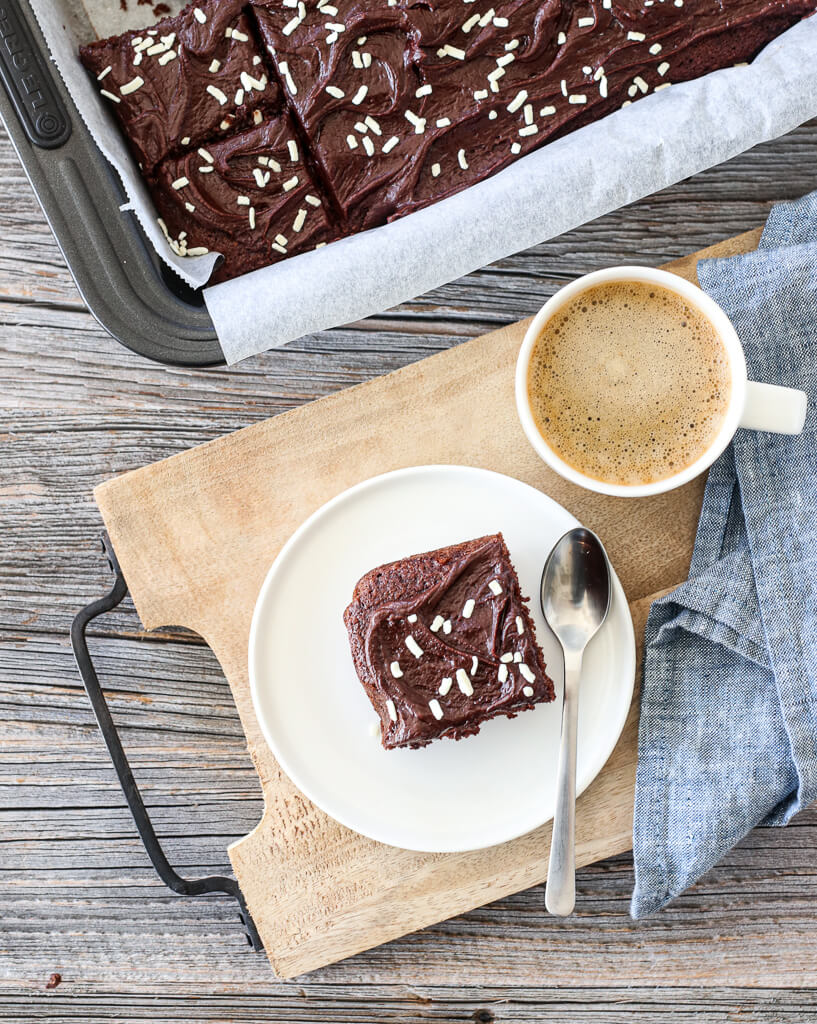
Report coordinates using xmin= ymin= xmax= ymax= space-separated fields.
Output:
xmin=70 ymin=532 xmax=264 ymax=952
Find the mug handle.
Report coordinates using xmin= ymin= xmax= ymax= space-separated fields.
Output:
xmin=739 ymin=381 xmax=808 ymax=434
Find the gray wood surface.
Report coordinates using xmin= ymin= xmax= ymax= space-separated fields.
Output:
xmin=2 ymin=117 xmax=817 ymax=1023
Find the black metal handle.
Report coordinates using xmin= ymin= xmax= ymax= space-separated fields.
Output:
xmin=70 ymin=532 xmax=262 ymax=952
xmin=0 ymin=0 xmax=71 ymax=148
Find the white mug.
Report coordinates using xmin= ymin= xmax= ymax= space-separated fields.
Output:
xmin=515 ymin=266 xmax=808 ymax=498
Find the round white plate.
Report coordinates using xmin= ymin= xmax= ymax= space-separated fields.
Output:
xmin=249 ymin=465 xmax=635 ymax=853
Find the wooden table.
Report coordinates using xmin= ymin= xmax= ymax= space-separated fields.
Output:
xmin=2 ymin=117 xmax=817 ymax=1023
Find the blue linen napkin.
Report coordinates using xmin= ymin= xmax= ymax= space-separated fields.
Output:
xmin=631 ymin=190 xmax=817 ymax=918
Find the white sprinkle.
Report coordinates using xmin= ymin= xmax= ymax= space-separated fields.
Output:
xmin=288 ymin=139 xmax=299 ymax=161
xmin=282 ymin=175 xmax=299 ymax=191
xmin=557 ymin=31 xmax=566 ymax=44
xmin=578 ymin=16 xmax=594 ymax=27
xmin=462 ymin=12 xmax=480 ymax=32
xmin=430 ymin=614 xmax=445 ymax=632
xmin=634 ymin=75 xmax=649 ymax=93
xmin=253 ymin=109 xmax=263 ymax=124
xmin=242 ymin=71 xmax=268 ymax=92
xmin=498 ymin=663 xmax=509 ymax=683
xmin=428 ymin=699 xmax=444 ymax=721
xmin=456 ymin=668 xmax=474 ymax=696
xmin=386 ymin=699 xmax=397 ymax=723
xmin=488 ymin=110 xmax=497 ymax=119
xmin=254 ymin=55 xmax=262 ymax=65
xmin=436 ymin=116 xmax=451 ymax=127
xmin=560 ymin=79 xmax=568 ymax=96
xmin=158 ymin=50 xmax=177 ymax=65
xmin=407 ymin=614 xmax=417 ymax=623
xmin=325 ymin=22 xmax=346 ymax=33
xmin=496 ymin=52 xmax=515 ymax=67
xmin=352 ymin=50 xmax=363 ymax=68
xmin=171 ymin=176 xmax=189 ymax=190
xmin=405 ymin=110 xmax=426 ymax=133
xmin=473 ymin=89 xmax=488 ymax=100
xmin=487 ymin=68 xmax=504 ymax=88
xmin=603 ymin=0 xmax=611 ymax=6
xmin=120 ymin=76 xmax=144 ymax=95
xmin=568 ymin=94 xmax=587 ymax=104
xmin=674 ymin=0 xmax=683 ymax=7
xmin=268 ymin=158 xmax=281 ymax=171
xmin=146 ymin=42 xmax=167 ymax=56
xmin=510 ymin=141 xmax=521 ymax=153
xmin=513 ymin=651 xmax=522 ymax=663
xmin=274 ymin=232 xmax=287 ymax=245
xmin=406 ymin=635 xmax=423 ymax=658
xmin=354 ymin=121 xmax=368 ymax=134
xmin=220 ymin=119 xmax=232 ymax=130
xmin=518 ymin=125 xmax=537 ymax=137
xmin=507 ymin=89 xmax=527 ymax=113
xmin=357 ymin=35 xmax=367 ymax=44
xmin=207 ymin=85 xmax=228 ymax=105
xmin=522 ymin=685 xmax=534 ymax=698
xmin=325 ymin=85 xmax=345 ymax=100
xmin=470 ymin=655 xmax=478 ymax=676
xmin=187 ymin=246 xmax=209 ymax=255
xmin=431 ymin=162 xmax=441 ymax=177
xmin=443 ymin=44 xmax=466 ymax=60
xmin=658 ymin=61 xmax=670 ymax=76
xmin=540 ymin=105 xmax=555 ymax=116
xmin=362 ymin=135 xmax=375 ymax=156
xmin=500 ymin=653 xmax=513 ymax=663
xmin=390 ymin=661 xmax=403 ymax=678
xmin=198 ymin=166 xmax=214 ymax=173
xmin=478 ymin=7 xmax=495 ymax=27
xmin=415 ymin=85 xmax=433 ymax=100
xmin=523 ymin=102 xmax=533 ymax=124
xmin=271 ymin=243 xmax=287 ymax=255
xmin=282 ymin=15 xmax=301 ymax=36
xmin=134 ymin=51 xmax=143 ymax=65
xmin=352 ymin=85 xmax=368 ymax=104
xmin=184 ymin=202 xmax=195 ymax=213
xmin=599 ymin=76 xmax=608 ymax=98
xmin=488 ymin=579 xmax=503 ymax=596
xmin=364 ymin=115 xmax=381 ymax=135
xmin=443 ymin=619 xmax=452 ymax=634
xmin=627 ymin=31 xmax=646 ymax=41
xmin=346 ymin=134 xmax=358 ymax=149
xmin=516 ymin=615 xmax=524 ymax=634
xmin=306 ymin=194 xmax=321 ymax=206
xmin=382 ymin=136 xmax=399 ymax=154
xmin=279 ymin=61 xmax=297 ymax=95
xmin=237 ymin=196 xmax=251 ymax=206
xmin=519 ymin=663 xmax=536 ymax=683
xmin=439 ymin=677 xmax=453 ymax=696
xmin=493 ymin=16 xmax=508 ymax=27
xmin=248 ymin=207 xmax=256 ymax=230
xmin=181 ymin=137 xmax=191 ymax=146
xmin=362 ymin=51 xmax=372 ymax=68
xmin=234 ymin=88 xmax=245 ymax=106
xmin=193 ymin=6 xmax=206 ymax=23
xmin=292 ymin=208 xmax=307 ymax=232
xmin=253 ymin=167 xmax=270 ymax=187
xmin=457 ymin=148 xmax=468 ymax=170
xmin=100 ymin=89 xmax=120 ymax=103
xmin=628 ymin=84 xmax=638 ymax=97
xmin=462 ymin=597 xmax=475 ymax=618
xmin=96 ymin=66 xmax=111 ymax=81
xmin=583 ymin=66 xmax=592 ymax=75
xmin=649 ymin=43 xmax=662 ymax=55
xmin=594 ymin=66 xmax=605 ymax=81
xmin=654 ymin=82 xmax=671 ymax=91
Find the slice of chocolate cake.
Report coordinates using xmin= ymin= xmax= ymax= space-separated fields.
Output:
xmin=344 ymin=533 xmax=555 ymax=750
xmin=79 ymin=0 xmax=280 ymax=174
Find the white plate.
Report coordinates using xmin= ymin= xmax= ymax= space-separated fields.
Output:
xmin=249 ymin=465 xmax=635 ymax=853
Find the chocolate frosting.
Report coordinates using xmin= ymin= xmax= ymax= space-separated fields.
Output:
xmin=346 ymin=534 xmax=555 ymax=749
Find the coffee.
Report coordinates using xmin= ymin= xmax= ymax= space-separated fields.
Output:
xmin=526 ymin=279 xmax=732 ymax=486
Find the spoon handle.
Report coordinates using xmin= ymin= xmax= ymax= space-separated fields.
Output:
xmin=545 ymin=650 xmax=583 ymax=916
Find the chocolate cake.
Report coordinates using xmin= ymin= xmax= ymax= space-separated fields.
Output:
xmin=80 ymin=0 xmax=815 ymax=282
xmin=344 ymin=533 xmax=555 ymax=750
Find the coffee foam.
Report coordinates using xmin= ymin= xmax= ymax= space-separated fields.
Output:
xmin=527 ymin=280 xmax=731 ymax=486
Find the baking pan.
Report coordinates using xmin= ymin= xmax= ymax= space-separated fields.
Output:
xmin=0 ymin=0 xmax=224 ymax=366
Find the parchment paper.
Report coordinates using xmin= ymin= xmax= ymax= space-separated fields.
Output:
xmin=25 ymin=3 xmax=817 ymax=360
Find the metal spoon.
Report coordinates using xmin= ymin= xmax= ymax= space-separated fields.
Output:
xmin=541 ymin=527 xmax=612 ymax=916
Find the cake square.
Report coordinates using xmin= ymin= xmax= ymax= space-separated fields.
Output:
xmin=344 ymin=533 xmax=555 ymax=750
xmin=150 ymin=112 xmax=337 ymax=282
xmin=80 ymin=0 xmax=281 ymax=174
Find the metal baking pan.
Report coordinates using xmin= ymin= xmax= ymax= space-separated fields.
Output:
xmin=0 ymin=0 xmax=224 ymax=366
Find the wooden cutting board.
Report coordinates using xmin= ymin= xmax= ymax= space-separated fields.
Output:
xmin=94 ymin=227 xmax=761 ymax=978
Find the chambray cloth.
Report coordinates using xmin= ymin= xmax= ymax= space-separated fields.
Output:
xmin=631 ymin=190 xmax=817 ymax=917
